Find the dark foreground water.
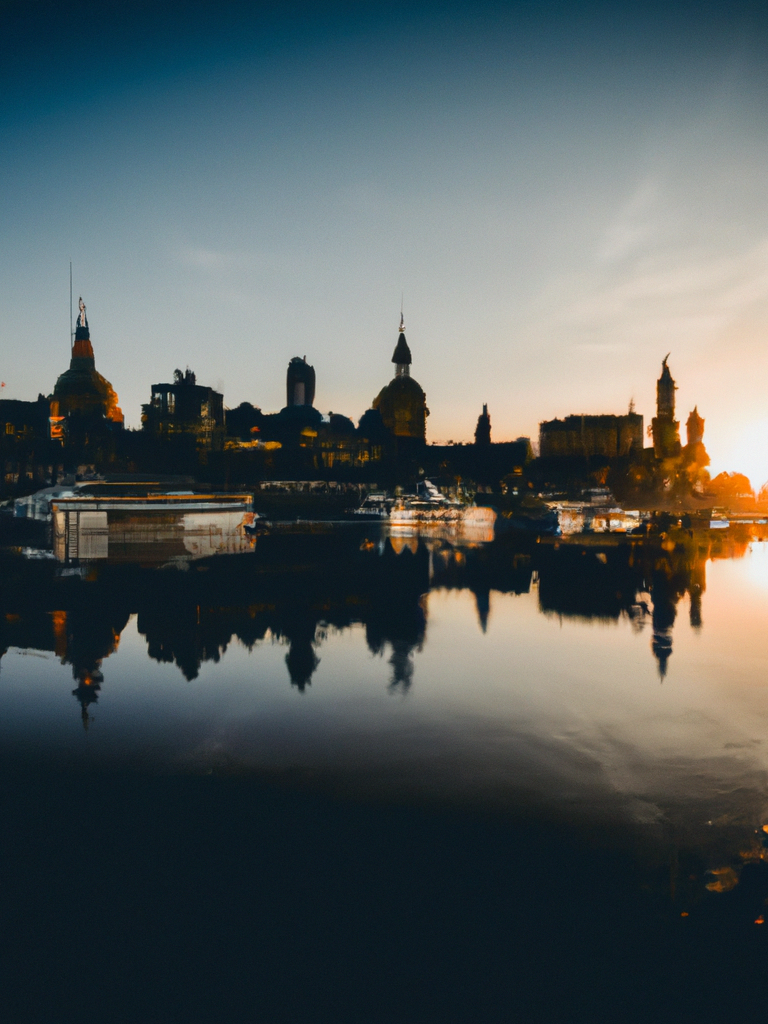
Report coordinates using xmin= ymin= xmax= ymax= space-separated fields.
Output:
xmin=1 ymin=526 xmax=768 ymax=1022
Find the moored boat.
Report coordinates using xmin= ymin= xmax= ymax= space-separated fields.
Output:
xmin=547 ymin=501 xmax=649 ymax=536
xmin=355 ymin=480 xmax=497 ymax=529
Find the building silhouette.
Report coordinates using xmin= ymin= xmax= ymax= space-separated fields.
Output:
xmin=686 ymin=406 xmax=704 ymax=446
xmin=651 ymin=356 xmax=681 ymax=459
xmin=539 ymin=410 xmax=643 ymax=459
xmin=372 ymin=316 xmax=428 ymax=443
xmin=680 ymin=405 xmax=710 ymax=491
xmin=286 ymin=356 xmax=316 ymax=409
xmin=474 ymin=404 xmax=491 ymax=446
xmin=142 ymin=368 xmax=224 ymax=447
xmin=50 ymin=298 xmax=123 ymax=437
xmin=0 ymin=395 xmax=52 ymax=494
xmin=0 ymin=397 xmax=49 ymax=442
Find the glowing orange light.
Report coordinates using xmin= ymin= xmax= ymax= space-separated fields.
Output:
xmin=705 ymin=867 xmax=740 ymax=892
xmin=755 ymin=916 xmax=765 ymax=925
xmin=681 ymin=912 xmax=689 ymax=917
xmin=51 ymin=609 xmax=67 ymax=658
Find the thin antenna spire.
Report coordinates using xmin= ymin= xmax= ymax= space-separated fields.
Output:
xmin=69 ymin=261 xmax=73 ymax=351
xmin=400 ymin=292 xmax=404 ymax=333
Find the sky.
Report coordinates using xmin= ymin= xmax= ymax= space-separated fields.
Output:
xmin=3 ymin=0 xmax=768 ymax=483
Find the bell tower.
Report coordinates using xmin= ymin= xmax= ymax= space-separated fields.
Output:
xmin=651 ymin=355 xmax=681 ymax=459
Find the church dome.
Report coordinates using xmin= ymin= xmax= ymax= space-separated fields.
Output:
xmin=372 ymin=316 xmax=428 ymax=441
xmin=51 ymin=299 xmax=123 ymax=423
xmin=53 ymin=363 xmax=122 ymax=420
xmin=373 ymin=373 xmax=428 ymax=440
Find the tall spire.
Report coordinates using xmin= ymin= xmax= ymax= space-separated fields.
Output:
xmin=652 ymin=354 xmax=681 ymax=459
xmin=657 ymin=354 xmax=676 ymax=419
xmin=392 ymin=314 xmax=411 ymax=376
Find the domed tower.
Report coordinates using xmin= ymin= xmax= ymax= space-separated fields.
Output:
xmin=51 ymin=298 xmax=123 ymax=428
xmin=651 ymin=355 xmax=680 ymax=459
xmin=372 ymin=316 xmax=428 ymax=442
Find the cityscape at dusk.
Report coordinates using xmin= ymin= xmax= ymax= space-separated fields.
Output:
xmin=4 ymin=2 xmax=768 ymax=482
xmin=4 ymin=4 xmax=768 ymax=1023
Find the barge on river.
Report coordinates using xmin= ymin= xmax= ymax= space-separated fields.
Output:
xmin=12 ymin=486 xmax=256 ymax=563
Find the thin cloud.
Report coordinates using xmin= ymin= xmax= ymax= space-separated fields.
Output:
xmin=177 ymin=246 xmax=233 ymax=269
xmin=537 ymin=237 xmax=768 ymax=345
xmin=596 ymin=177 xmax=664 ymax=265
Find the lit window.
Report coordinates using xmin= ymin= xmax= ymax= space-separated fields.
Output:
xmin=5 ymin=423 xmax=14 ymax=435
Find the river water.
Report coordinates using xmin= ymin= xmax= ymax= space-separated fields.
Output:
xmin=1 ymin=526 xmax=767 ymax=1021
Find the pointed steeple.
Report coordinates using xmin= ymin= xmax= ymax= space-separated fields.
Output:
xmin=392 ymin=314 xmax=411 ymax=377
xmin=657 ymin=354 xmax=676 ymax=418
xmin=372 ymin=312 xmax=428 ymax=441
xmin=72 ymin=297 xmax=94 ymax=360
xmin=686 ymin=406 xmax=705 ymax=446
xmin=651 ymin=355 xmax=681 ymax=459
xmin=474 ymin=403 xmax=491 ymax=446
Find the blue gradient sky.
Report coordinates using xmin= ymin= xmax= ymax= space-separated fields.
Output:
xmin=3 ymin=1 xmax=768 ymax=481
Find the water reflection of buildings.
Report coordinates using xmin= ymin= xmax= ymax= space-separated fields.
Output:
xmin=0 ymin=566 xmax=131 ymax=726
xmin=533 ymin=531 xmax=751 ymax=677
xmin=52 ymin=497 xmax=254 ymax=565
xmin=0 ymin=534 xmax=432 ymax=713
xmin=137 ymin=535 xmax=431 ymax=693
xmin=429 ymin=542 xmax=533 ymax=635
xmin=533 ymin=539 xmax=697 ymax=677
xmin=364 ymin=545 xmax=427 ymax=693
xmin=0 ymin=530 xmax=757 ymax=714
xmin=56 ymin=602 xmax=129 ymax=726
